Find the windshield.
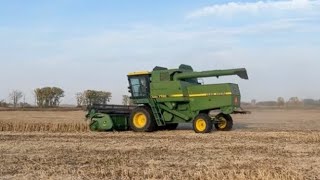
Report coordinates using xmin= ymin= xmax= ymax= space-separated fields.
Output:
xmin=128 ymin=75 xmax=150 ymax=98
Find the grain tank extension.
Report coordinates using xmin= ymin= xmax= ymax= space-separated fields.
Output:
xmin=127 ymin=64 xmax=249 ymax=133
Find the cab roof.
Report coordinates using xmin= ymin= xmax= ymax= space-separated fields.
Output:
xmin=127 ymin=71 xmax=151 ymax=76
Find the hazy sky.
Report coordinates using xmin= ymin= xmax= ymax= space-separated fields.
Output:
xmin=1 ymin=0 xmax=319 ymax=104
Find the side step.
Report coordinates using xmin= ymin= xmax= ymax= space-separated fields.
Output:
xmin=148 ymin=99 xmax=166 ymax=126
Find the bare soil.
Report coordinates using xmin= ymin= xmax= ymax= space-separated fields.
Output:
xmin=0 ymin=109 xmax=319 ymax=179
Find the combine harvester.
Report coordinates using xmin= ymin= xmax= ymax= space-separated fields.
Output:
xmin=86 ymin=64 xmax=249 ymax=133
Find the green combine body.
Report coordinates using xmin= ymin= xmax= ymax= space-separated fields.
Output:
xmin=86 ymin=64 xmax=248 ymax=133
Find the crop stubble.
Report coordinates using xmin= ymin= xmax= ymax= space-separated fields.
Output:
xmin=0 ymin=110 xmax=319 ymax=179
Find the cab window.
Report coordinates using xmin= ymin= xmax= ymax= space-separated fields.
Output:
xmin=128 ymin=75 xmax=150 ymax=98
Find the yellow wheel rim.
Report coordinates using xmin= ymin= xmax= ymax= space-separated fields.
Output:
xmin=218 ymin=118 xmax=227 ymax=129
xmin=133 ymin=112 xmax=147 ymax=128
xmin=195 ymin=118 xmax=206 ymax=132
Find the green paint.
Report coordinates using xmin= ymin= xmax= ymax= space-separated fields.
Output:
xmin=88 ymin=113 xmax=129 ymax=131
xmin=127 ymin=64 xmax=248 ymax=127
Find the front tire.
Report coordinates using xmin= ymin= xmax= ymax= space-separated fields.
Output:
xmin=214 ymin=113 xmax=233 ymax=131
xmin=129 ymin=106 xmax=156 ymax=132
xmin=193 ymin=114 xmax=212 ymax=133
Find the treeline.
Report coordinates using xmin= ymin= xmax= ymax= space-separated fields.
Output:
xmin=243 ymin=97 xmax=320 ymax=107
xmin=0 ymin=87 xmax=115 ymax=108
xmin=76 ymin=90 xmax=111 ymax=107
xmin=1 ymin=89 xmax=320 ymax=109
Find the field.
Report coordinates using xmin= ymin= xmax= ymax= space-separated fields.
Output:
xmin=0 ymin=110 xmax=319 ymax=179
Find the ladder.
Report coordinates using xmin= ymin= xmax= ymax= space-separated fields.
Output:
xmin=149 ymin=98 xmax=166 ymax=126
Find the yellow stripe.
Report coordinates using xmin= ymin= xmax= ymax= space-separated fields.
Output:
xmin=152 ymin=92 xmax=232 ymax=98
xmin=189 ymin=92 xmax=232 ymax=97
xmin=189 ymin=93 xmax=207 ymax=97
xmin=171 ymin=94 xmax=184 ymax=97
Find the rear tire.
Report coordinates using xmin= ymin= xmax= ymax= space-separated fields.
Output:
xmin=193 ymin=114 xmax=212 ymax=133
xmin=129 ymin=106 xmax=156 ymax=132
xmin=214 ymin=113 xmax=233 ymax=131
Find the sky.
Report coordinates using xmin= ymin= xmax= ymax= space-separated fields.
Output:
xmin=0 ymin=0 xmax=320 ymax=105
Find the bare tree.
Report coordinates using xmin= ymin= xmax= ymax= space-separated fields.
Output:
xmin=122 ymin=95 xmax=132 ymax=105
xmin=277 ymin=97 xmax=285 ymax=107
xmin=9 ymin=90 xmax=23 ymax=108
xmin=76 ymin=92 xmax=85 ymax=107
xmin=287 ymin=97 xmax=301 ymax=107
